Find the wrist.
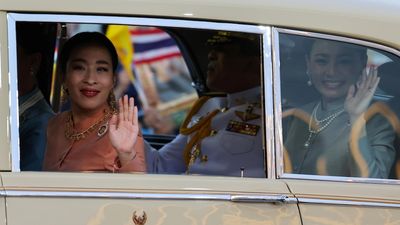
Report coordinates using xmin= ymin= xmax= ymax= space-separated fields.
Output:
xmin=349 ymin=112 xmax=365 ymax=124
xmin=118 ymin=150 xmax=137 ymax=165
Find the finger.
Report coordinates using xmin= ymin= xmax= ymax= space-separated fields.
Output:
xmin=356 ymin=73 xmax=365 ymax=89
xmin=346 ymin=84 xmax=356 ymax=101
xmin=366 ymin=67 xmax=376 ymax=87
xmin=123 ymin=95 xmax=129 ymax=121
xmin=359 ymin=73 xmax=368 ymax=91
xmin=118 ymin=97 xmax=123 ymax=123
xmin=109 ymin=114 xmax=118 ymax=132
xmin=128 ymin=97 xmax=134 ymax=122
xmin=133 ymin=106 xmax=138 ymax=126
xmin=366 ymin=67 xmax=378 ymax=92
xmin=370 ymin=76 xmax=380 ymax=93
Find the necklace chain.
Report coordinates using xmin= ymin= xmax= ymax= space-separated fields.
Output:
xmin=65 ymin=109 xmax=114 ymax=141
xmin=304 ymin=102 xmax=344 ymax=147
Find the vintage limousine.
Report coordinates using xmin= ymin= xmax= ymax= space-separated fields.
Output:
xmin=0 ymin=0 xmax=400 ymax=224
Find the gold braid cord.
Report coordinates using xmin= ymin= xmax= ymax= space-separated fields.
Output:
xmin=179 ymin=96 xmax=220 ymax=167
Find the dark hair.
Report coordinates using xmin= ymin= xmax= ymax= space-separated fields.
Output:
xmin=58 ymin=32 xmax=119 ymax=77
xmin=206 ymin=31 xmax=260 ymax=57
xmin=304 ymin=37 xmax=367 ymax=60
xmin=16 ymin=22 xmax=53 ymax=54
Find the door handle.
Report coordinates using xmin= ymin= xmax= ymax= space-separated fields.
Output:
xmin=230 ymin=194 xmax=297 ymax=203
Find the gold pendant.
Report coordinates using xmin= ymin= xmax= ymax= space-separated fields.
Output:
xmin=97 ymin=122 xmax=108 ymax=137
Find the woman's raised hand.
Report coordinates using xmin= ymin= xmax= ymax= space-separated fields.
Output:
xmin=345 ymin=67 xmax=380 ymax=123
xmin=109 ymin=95 xmax=140 ymax=164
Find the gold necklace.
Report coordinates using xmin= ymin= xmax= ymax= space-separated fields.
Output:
xmin=65 ymin=109 xmax=114 ymax=141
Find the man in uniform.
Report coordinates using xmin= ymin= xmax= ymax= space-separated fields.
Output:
xmin=144 ymin=31 xmax=264 ymax=177
xmin=17 ymin=22 xmax=55 ymax=170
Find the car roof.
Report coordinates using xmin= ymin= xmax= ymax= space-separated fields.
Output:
xmin=1 ymin=0 xmax=400 ymax=49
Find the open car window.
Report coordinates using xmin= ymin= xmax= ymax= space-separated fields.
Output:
xmin=279 ymin=31 xmax=400 ymax=181
xmin=11 ymin=15 xmax=269 ymax=178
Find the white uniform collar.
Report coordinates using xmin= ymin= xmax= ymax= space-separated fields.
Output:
xmin=227 ymin=86 xmax=261 ymax=108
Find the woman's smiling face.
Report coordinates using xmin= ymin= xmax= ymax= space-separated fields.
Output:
xmin=64 ymin=44 xmax=114 ymax=112
xmin=306 ymin=40 xmax=366 ymax=103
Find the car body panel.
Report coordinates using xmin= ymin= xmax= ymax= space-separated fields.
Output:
xmin=0 ymin=176 xmax=6 ymax=225
xmin=0 ymin=0 xmax=399 ymax=49
xmin=285 ymin=179 xmax=400 ymax=225
xmin=2 ymin=172 xmax=300 ymax=225
xmin=0 ymin=11 xmax=11 ymax=171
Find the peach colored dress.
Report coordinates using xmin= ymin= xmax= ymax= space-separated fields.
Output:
xmin=43 ymin=111 xmax=146 ymax=172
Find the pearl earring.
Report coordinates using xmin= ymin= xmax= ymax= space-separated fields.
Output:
xmin=306 ymin=71 xmax=312 ymax=86
xmin=29 ymin=68 xmax=35 ymax=76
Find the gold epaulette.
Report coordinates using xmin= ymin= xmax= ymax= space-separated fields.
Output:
xmin=179 ymin=96 xmax=221 ymax=167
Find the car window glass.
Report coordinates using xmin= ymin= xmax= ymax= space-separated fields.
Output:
xmin=280 ymin=32 xmax=400 ymax=180
xmin=15 ymin=21 xmax=266 ymax=177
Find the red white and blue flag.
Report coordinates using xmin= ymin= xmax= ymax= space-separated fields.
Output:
xmin=130 ymin=27 xmax=181 ymax=65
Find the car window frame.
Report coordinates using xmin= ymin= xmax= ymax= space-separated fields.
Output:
xmin=273 ymin=27 xmax=400 ymax=185
xmin=6 ymin=13 xmax=275 ymax=178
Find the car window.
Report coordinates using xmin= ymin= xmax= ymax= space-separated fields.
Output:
xmin=13 ymin=18 xmax=267 ymax=178
xmin=279 ymin=32 xmax=400 ymax=180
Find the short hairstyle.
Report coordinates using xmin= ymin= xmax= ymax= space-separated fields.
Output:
xmin=206 ymin=31 xmax=260 ymax=57
xmin=58 ymin=32 xmax=119 ymax=77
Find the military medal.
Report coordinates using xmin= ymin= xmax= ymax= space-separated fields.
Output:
xmin=235 ymin=104 xmax=260 ymax=122
xmin=226 ymin=120 xmax=260 ymax=136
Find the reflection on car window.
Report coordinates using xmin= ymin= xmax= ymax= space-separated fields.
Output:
xmin=16 ymin=21 xmax=266 ymax=177
xmin=280 ymin=33 xmax=400 ymax=179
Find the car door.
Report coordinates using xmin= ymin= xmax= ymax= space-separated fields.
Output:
xmin=0 ymin=177 xmax=5 ymax=225
xmin=286 ymin=179 xmax=400 ymax=225
xmin=275 ymin=27 xmax=400 ymax=225
xmin=0 ymin=12 xmax=302 ymax=225
xmin=2 ymin=173 xmax=299 ymax=225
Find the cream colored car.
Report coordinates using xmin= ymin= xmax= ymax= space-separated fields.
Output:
xmin=0 ymin=0 xmax=400 ymax=225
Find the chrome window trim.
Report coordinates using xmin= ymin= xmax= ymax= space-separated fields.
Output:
xmin=262 ymin=27 xmax=275 ymax=179
xmin=7 ymin=13 xmax=274 ymax=177
xmin=297 ymin=197 xmax=400 ymax=209
xmin=273 ymin=27 xmax=400 ymax=185
xmin=1 ymin=190 xmax=296 ymax=203
xmin=6 ymin=15 xmax=19 ymax=172
xmin=271 ymin=28 xmax=283 ymax=179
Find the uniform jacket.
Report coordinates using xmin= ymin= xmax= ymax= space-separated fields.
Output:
xmin=19 ymin=87 xmax=55 ymax=171
xmin=145 ymin=87 xmax=266 ymax=178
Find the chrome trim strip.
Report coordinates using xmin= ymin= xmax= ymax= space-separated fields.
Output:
xmin=262 ymin=26 xmax=275 ymax=179
xmin=273 ymin=27 xmax=400 ymax=184
xmin=4 ymin=190 xmax=296 ymax=203
xmin=275 ymin=28 xmax=400 ymax=58
xmin=271 ymin=28 xmax=284 ymax=179
xmin=298 ymin=197 xmax=400 ymax=208
xmin=280 ymin=173 xmax=400 ymax=185
xmin=0 ymin=190 xmax=5 ymax=197
xmin=6 ymin=14 xmax=20 ymax=172
xmin=8 ymin=13 xmax=265 ymax=34
xmin=231 ymin=194 xmax=297 ymax=203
